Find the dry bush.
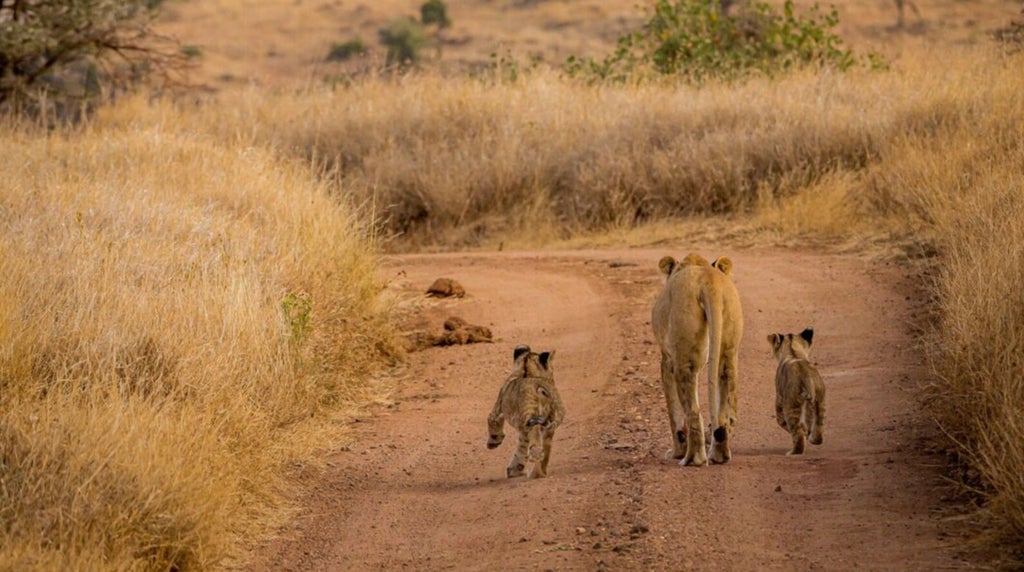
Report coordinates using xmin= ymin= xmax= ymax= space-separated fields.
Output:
xmin=195 ymin=68 xmax=895 ymax=249
xmin=0 ymin=109 xmax=391 ymax=569
xmin=873 ymin=68 xmax=1024 ymax=543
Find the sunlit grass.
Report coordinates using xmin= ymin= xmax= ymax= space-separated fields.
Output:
xmin=0 ymin=112 xmax=393 ymax=570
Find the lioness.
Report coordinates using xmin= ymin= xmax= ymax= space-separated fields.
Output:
xmin=652 ymin=253 xmax=743 ymax=466
xmin=486 ymin=345 xmax=565 ymax=478
xmin=768 ymin=328 xmax=825 ymax=455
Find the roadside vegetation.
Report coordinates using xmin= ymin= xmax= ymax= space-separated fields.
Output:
xmin=0 ymin=105 xmax=395 ymax=570
xmin=1 ymin=0 xmax=1022 ymax=568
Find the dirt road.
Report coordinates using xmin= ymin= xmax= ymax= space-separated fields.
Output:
xmin=252 ymin=248 xmax=976 ymax=571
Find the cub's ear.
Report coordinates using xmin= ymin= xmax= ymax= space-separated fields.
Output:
xmin=767 ymin=333 xmax=783 ymax=349
xmin=658 ymin=256 xmax=677 ymax=277
xmin=799 ymin=328 xmax=814 ymax=345
xmin=538 ymin=350 xmax=555 ymax=371
xmin=711 ymin=256 xmax=733 ymax=276
xmin=513 ymin=345 xmax=531 ymax=361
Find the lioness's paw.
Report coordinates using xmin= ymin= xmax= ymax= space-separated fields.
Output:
xmin=709 ymin=443 xmax=731 ymax=464
xmin=680 ymin=456 xmax=708 ymax=468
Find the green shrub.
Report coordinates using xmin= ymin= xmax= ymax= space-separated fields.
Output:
xmin=379 ymin=18 xmax=429 ymax=67
xmin=566 ymin=0 xmax=859 ymax=83
xmin=421 ymin=0 xmax=451 ymax=29
xmin=0 ymin=0 xmax=181 ymax=111
xmin=281 ymin=291 xmax=313 ymax=344
xmin=181 ymin=45 xmax=204 ymax=59
xmin=327 ymin=38 xmax=368 ymax=62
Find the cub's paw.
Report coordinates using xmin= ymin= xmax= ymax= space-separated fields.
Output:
xmin=506 ymin=463 xmax=526 ymax=478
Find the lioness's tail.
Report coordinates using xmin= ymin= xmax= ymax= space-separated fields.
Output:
xmin=702 ymin=286 xmax=727 ymax=442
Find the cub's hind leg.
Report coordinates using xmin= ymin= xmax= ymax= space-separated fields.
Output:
xmin=533 ymin=428 xmax=555 ymax=478
xmin=775 ymin=398 xmax=786 ymax=430
xmin=525 ymin=423 xmax=547 ymax=479
xmin=809 ymin=396 xmax=825 ymax=446
xmin=784 ymin=403 xmax=807 ymax=455
xmin=506 ymin=432 xmax=528 ymax=478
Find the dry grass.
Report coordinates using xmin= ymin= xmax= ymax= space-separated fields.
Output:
xmin=183 ymin=51 xmax=1008 ymax=250
xmin=3 ymin=4 xmax=1024 ymax=566
xmin=0 ymin=108 xmax=393 ymax=570
xmin=889 ymin=91 xmax=1024 ymax=545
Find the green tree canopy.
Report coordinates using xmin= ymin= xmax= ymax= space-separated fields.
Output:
xmin=0 ymin=0 xmax=181 ymax=109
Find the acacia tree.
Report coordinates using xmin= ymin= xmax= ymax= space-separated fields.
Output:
xmin=0 ymin=0 xmax=182 ymax=108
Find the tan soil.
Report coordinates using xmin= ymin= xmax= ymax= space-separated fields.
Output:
xmin=251 ymin=248 xmax=981 ymax=571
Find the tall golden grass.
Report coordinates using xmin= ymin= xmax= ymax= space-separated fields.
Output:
xmin=181 ymin=50 xmax=1017 ymax=250
xmin=0 ymin=107 xmax=393 ymax=570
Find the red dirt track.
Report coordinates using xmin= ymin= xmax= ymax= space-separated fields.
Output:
xmin=252 ymin=248 xmax=976 ymax=571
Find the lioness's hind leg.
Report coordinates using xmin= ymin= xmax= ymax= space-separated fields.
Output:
xmin=678 ymin=363 xmax=707 ymax=467
xmin=660 ymin=353 xmax=687 ymax=460
xmin=709 ymin=352 xmax=738 ymax=464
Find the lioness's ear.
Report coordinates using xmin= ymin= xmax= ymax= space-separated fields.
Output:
xmin=711 ymin=256 xmax=733 ymax=276
xmin=799 ymin=328 xmax=814 ymax=345
xmin=767 ymin=333 xmax=782 ymax=349
xmin=538 ymin=350 xmax=555 ymax=371
xmin=513 ymin=345 xmax=531 ymax=361
xmin=658 ymin=256 xmax=677 ymax=276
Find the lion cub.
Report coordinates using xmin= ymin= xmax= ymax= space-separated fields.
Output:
xmin=486 ymin=345 xmax=565 ymax=478
xmin=767 ymin=328 xmax=825 ymax=455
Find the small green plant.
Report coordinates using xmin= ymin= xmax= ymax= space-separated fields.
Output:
xmin=181 ymin=45 xmax=203 ymax=59
xmin=421 ymin=0 xmax=451 ymax=29
xmin=327 ymin=38 xmax=368 ymax=62
xmin=485 ymin=50 xmax=541 ymax=83
xmin=379 ymin=18 xmax=429 ymax=67
xmin=566 ymin=0 xmax=863 ymax=84
xmin=281 ymin=291 xmax=313 ymax=344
